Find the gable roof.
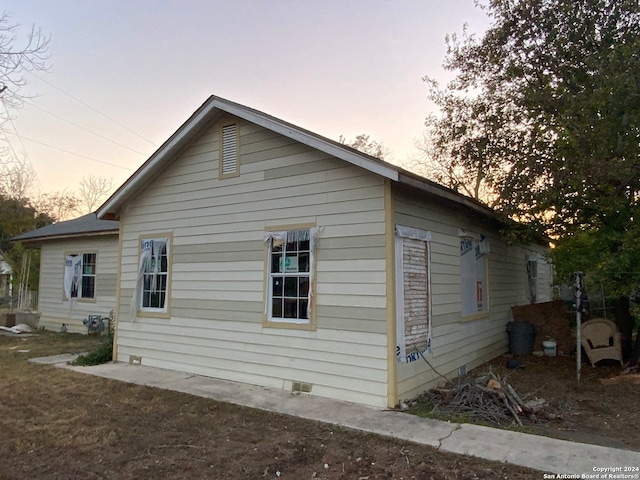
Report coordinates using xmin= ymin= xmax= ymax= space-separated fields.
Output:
xmin=11 ymin=213 xmax=119 ymax=244
xmin=97 ymin=95 xmax=495 ymax=220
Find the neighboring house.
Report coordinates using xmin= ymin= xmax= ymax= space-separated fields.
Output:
xmin=0 ymin=249 xmax=13 ymax=303
xmin=96 ymin=95 xmax=552 ymax=408
xmin=12 ymin=213 xmax=119 ymax=333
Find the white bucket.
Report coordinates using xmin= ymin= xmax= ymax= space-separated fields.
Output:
xmin=542 ymin=339 xmax=557 ymax=356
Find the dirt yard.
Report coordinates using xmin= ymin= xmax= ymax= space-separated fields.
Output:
xmin=479 ymin=353 xmax=640 ymax=451
xmin=0 ymin=331 xmax=636 ymax=479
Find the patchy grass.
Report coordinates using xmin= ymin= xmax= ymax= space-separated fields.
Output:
xmin=0 ymin=331 xmax=543 ymax=480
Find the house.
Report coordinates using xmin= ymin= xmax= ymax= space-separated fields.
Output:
xmin=0 ymin=249 xmax=13 ymax=305
xmin=12 ymin=213 xmax=119 ymax=333
xmin=96 ymin=95 xmax=552 ymax=408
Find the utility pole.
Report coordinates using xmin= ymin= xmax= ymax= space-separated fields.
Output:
xmin=573 ymin=272 xmax=585 ymax=382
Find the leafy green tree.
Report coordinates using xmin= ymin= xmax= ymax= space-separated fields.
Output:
xmin=424 ymin=0 xmax=640 ymax=294
xmin=0 ymin=194 xmax=54 ymax=291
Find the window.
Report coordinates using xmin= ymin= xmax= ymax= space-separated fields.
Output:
xmin=137 ymin=237 xmax=170 ymax=313
xmin=265 ymin=227 xmax=319 ymax=325
xmin=459 ymin=231 xmax=490 ymax=318
xmin=395 ymin=226 xmax=432 ymax=363
xmin=64 ymin=252 xmax=96 ymax=300
xmin=527 ymin=256 xmax=538 ymax=303
xmin=219 ymin=123 xmax=239 ymax=178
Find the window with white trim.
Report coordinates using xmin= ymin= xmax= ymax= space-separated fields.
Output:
xmin=265 ymin=228 xmax=319 ymax=324
xmin=139 ymin=237 xmax=170 ymax=312
xmin=459 ymin=231 xmax=490 ymax=317
xmin=64 ymin=252 xmax=96 ymax=300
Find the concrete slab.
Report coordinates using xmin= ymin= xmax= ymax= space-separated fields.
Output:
xmin=63 ymin=362 xmax=193 ymax=387
xmin=28 ymin=353 xmax=81 ymax=364
xmin=34 ymin=358 xmax=639 ymax=473
xmin=443 ymin=424 xmax=640 ymax=475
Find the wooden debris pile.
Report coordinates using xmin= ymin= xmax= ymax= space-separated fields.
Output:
xmin=424 ymin=371 xmax=561 ymax=427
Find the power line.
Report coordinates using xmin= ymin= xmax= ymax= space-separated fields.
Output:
xmin=27 ymin=71 xmax=159 ymax=147
xmin=24 ymin=99 xmax=149 ymax=156
xmin=2 ymin=103 xmax=27 ymax=159
xmin=4 ymin=131 xmax=134 ymax=170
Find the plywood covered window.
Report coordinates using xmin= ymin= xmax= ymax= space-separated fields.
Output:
xmin=64 ymin=252 xmax=97 ymax=300
xmin=395 ymin=225 xmax=431 ymax=363
xmin=219 ymin=123 xmax=239 ymax=178
xmin=264 ymin=227 xmax=321 ymax=326
xmin=459 ymin=230 xmax=490 ymax=318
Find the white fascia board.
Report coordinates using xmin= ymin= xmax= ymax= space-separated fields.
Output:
xmin=98 ymin=99 xmax=220 ymax=218
xmin=98 ymin=96 xmax=400 ymax=218
xmin=217 ymin=100 xmax=400 ymax=181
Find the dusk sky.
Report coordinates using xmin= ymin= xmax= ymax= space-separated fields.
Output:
xmin=2 ymin=1 xmax=492 ymax=197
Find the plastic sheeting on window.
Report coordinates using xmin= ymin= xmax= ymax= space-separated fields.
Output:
xmin=459 ymin=229 xmax=489 ymax=317
xmin=263 ymin=227 xmax=321 ymax=321
xmin=130 ymin=237 xmax=169 ymax=320
xmin=395 ymin=225 xmax=432 ymax=364
xmin=64 ymin=254 xmax=83 ymax=300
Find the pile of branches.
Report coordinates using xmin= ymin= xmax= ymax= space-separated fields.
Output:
xmin=423 ymin=371 xmax=561 ymax=427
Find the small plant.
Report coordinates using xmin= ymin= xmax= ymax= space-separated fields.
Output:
xmin=72 ymin=335 xmax=113 ymax=366
xmin=73 ymin=314 xmax=114 ymax=366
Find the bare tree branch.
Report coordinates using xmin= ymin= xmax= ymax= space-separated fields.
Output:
xmin=77 ymin=175 xmax=114 ymax=213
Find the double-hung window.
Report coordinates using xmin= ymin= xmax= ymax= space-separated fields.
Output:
xmin=265 ymin=227 xmax=319 ymax=326
xmin=136 ymin=236 xmax=171 ymax=314
xmin=64 ymin=252 xmax=97 ymax=300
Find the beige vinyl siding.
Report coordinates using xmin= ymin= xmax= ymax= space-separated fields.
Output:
xmin=116 ymin=115 xmax=390 ymax=407
xmin=392 ymin=185 xmax=549 ymax=402
xmin=36 ymin=235 xmax=118 ymax=333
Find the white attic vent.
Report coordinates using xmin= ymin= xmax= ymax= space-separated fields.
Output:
xmin=220 ymin=123 xmax=239 ymax=177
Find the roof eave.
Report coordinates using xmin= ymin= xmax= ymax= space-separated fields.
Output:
xmin=15 ymin=229 xmax=119 ymax=245
xmin=397 ymin=172 xmax=497 ymax=218
xmin=97 ymin=97 xmax=221 ymax=218
xmin=97 ymin=96 xmax=399 ymax=219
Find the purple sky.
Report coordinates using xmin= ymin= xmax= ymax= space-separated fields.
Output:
xmin=2 ymin=1 xmax=491 ymax=196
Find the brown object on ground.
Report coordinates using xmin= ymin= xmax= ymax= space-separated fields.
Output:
xmin=0 ymin=332 xmax=542 ymax=480
xmin=600 ymin=374 xmax=640 ymax=385
xmin=580 ymin=318 xmax=624 ymax=367
xmin=416 ymin=371 xmax=559 ymax=428
xmin=511 ymin=300 xmax=574 ymax=354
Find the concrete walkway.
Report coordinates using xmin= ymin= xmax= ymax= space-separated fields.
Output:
xmin=33 ymin=357 xmax=640 ymax=474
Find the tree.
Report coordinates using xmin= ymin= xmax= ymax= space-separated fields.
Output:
xmin=0 ymin=193 xmax=54 ymax=290
xmin=31 ymin=190 xmax=79 ymax=222
xmin=0 ymin=154 xmax=37 ymax=200
xmin=77 ymin=175 xmax=113 ymax=214
xmin=0 ymin=11 xmax=50 ymax=124
xmin=340 ymin=134 xmax=390 ymax=160
xmin=423 ymin=0 xmax=640 ymax=295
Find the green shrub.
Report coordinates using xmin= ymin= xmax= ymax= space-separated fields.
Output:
xmin=73 ymin=335 xmax=113 ymax=366
xmin=73 ymin=314 xmax=114 ymax=366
